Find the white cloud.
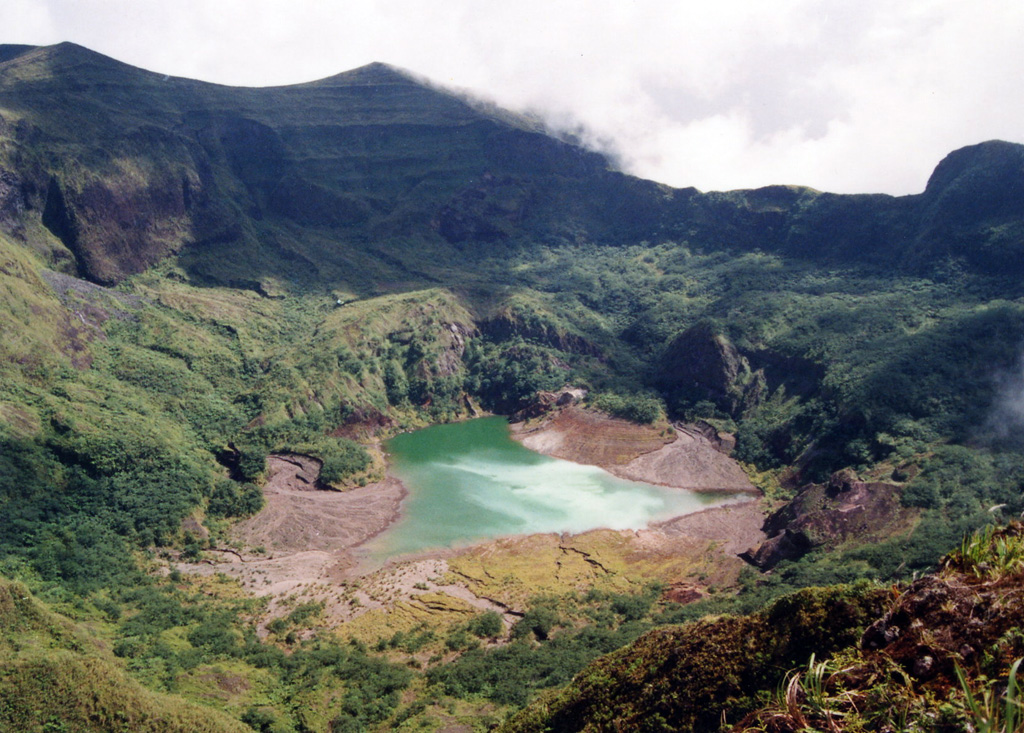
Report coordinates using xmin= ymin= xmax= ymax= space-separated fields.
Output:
xmin=4 ymin=0 xmax=1023 ymax=194
xmin=2 ymin=1 xmax=56 ymax=42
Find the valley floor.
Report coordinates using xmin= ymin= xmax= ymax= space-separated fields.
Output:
xmin=182 ymin=409 xmax=766 ymax=638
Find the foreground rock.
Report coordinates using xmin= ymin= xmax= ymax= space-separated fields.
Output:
xmin=503 ymin=524 xmax=1024 ymax=733
xmin=500 ymin=584 xmax=887 ymax=733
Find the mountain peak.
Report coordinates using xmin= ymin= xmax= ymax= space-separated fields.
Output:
xmin=0 ymin=41 xmax=161 ymax=86
xmin=924 ymin=139 xmax=1024 ymax=196
xmin=298 ymin=60 xmax=423 ymax=89
xmin=8 ymin=41 xmax=122 ymax=66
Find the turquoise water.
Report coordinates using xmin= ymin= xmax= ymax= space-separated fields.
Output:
xmin=363 ymin=417 xmax=743 ymax=559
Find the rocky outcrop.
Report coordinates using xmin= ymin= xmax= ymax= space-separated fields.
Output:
xmin=511 ymin=387 xmax=587 ymax=421
xmin=0 ymin=168 xmax=25 ymax=232
xmin=481 ymin=306 xmax=603 ymax=357
xmin=40 ymin=163 xmax=199 ymax=284
xmin=741 ymin=470 xmax=909 ymax=569
xmin=861 ymin=522 xmax=1024 ymax=680
xmin=266 ymin=453 xmax=326 ymax=492
xmin=434 ymin=322 xmax=473 ymax=377
xmin=678 ymin=420 xmax=737 ymax=454
xmin=657 ymin=322 xmax=764 ymax=416
xmin=331 ymin=406 xmax=396 ymax=440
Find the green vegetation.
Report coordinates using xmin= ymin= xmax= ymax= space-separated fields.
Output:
xmin=2 ymin=42 xmax=1024 ymax=731
xmin=500 ymin=524 xmax=1024 ymax=732
xmin=499 ymin=583 xmax=888 ymax=732
xmin=0 ymin=576 xmax=249 ymax=732
xmin=0 ymin=567 xmax=418 ymax=732
xmin=956 ymin=658 xmax=1024 ymax=733
xmin=430 ymin=588 xmax=666 ymax=708
xmin=587 ymin=391 xmax=663 ymax=424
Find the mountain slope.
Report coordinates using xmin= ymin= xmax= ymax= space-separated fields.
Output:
xmin=0 ymin=42 xmax=634 ymax=286
xmin=1 ymin=41 xmax=1024 ymax=733
xmin=501 ymin=523 xmax=1024 ymax=733
xmin=0 ymin=577 xmax=248 ymax=732
xmin=3 ymin=43 xmax=1023 ymax=291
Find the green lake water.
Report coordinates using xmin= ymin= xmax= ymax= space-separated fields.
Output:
xmin=363 ymin=416 xmax=745 ymax=560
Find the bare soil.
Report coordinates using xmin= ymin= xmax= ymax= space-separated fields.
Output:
xmin=512 ymin=407 xmax=756 ymax=492
xmin=185 ymin=455 xmax=405 ymax=599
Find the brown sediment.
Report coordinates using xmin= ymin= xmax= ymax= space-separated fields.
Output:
xmin=653 ymin=499 xmax=768 ymax=556
xmin=511 ymin=406 xmax=672 ymax=468
xmin=510 ymin=406 xmax=758 ymax=493
xmin=186 ymin=463 xmax=408 ymax=599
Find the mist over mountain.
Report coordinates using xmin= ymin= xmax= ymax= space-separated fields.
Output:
xmin=2 ymin=42 xmax=1023 ymax=289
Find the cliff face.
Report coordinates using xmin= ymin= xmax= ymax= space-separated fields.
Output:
xmin=0 ymin=44 xmax=630 ymax=284
xmin=655 ymin=322 xmax=762 ymax=416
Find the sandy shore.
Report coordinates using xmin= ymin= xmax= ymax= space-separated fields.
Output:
xmin=187 ymin=456 xmax=406 ymax=597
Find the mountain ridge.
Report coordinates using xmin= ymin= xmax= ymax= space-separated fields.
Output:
xmin=2 ymin=41 xmax=1024 ymax=732
xmin=2 ymin=43 xmax=1023 ymax=286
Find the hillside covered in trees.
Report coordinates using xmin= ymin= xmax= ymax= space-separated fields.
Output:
xmin=1 ymin=42 xmax=1024 ymax=731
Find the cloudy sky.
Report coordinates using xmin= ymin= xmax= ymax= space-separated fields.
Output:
xmin=6 ymin=0 xmax=1023 ymax=194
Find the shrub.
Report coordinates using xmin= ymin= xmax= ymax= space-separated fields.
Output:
xmin=208 ymin=478 xmax=264 ymax=518
xmin=467 ymin=610 xmax=504 ymax=638
xmin=319 ymin=440 xmax=372 ymax=484
xmin=590 ymin=392 xmax=663 ymax=424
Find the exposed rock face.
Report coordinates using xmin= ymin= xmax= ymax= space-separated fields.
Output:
xmin=680 ymin=420 xmax=737 ymax=454
xmin=614 ymin=426 xmax=755 ymax=492
xmin=657 ymin=322 xmax=764 ymax=416
xmin=434 ymin=322 xmax=473 ymax=377
xmin=331 ymin=407 xmax=396 ymax=440
xmin=0 ymin=168 xmax=25 ymax=231
xmin=742 ymin=470 xmax=909 ymax=569
xmin=482 ymin=307 xmax=603 ymax=357
xmin=40 ymin=163 xmax=198 ymax=284
xmin=511 ymin=387 xmax=587 ymax=421
xmin=266 ymin=453 xmax=325 ymax=492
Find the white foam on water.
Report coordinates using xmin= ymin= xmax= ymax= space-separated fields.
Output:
xmin=365 ymin=419 xmax=745 ymax=559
